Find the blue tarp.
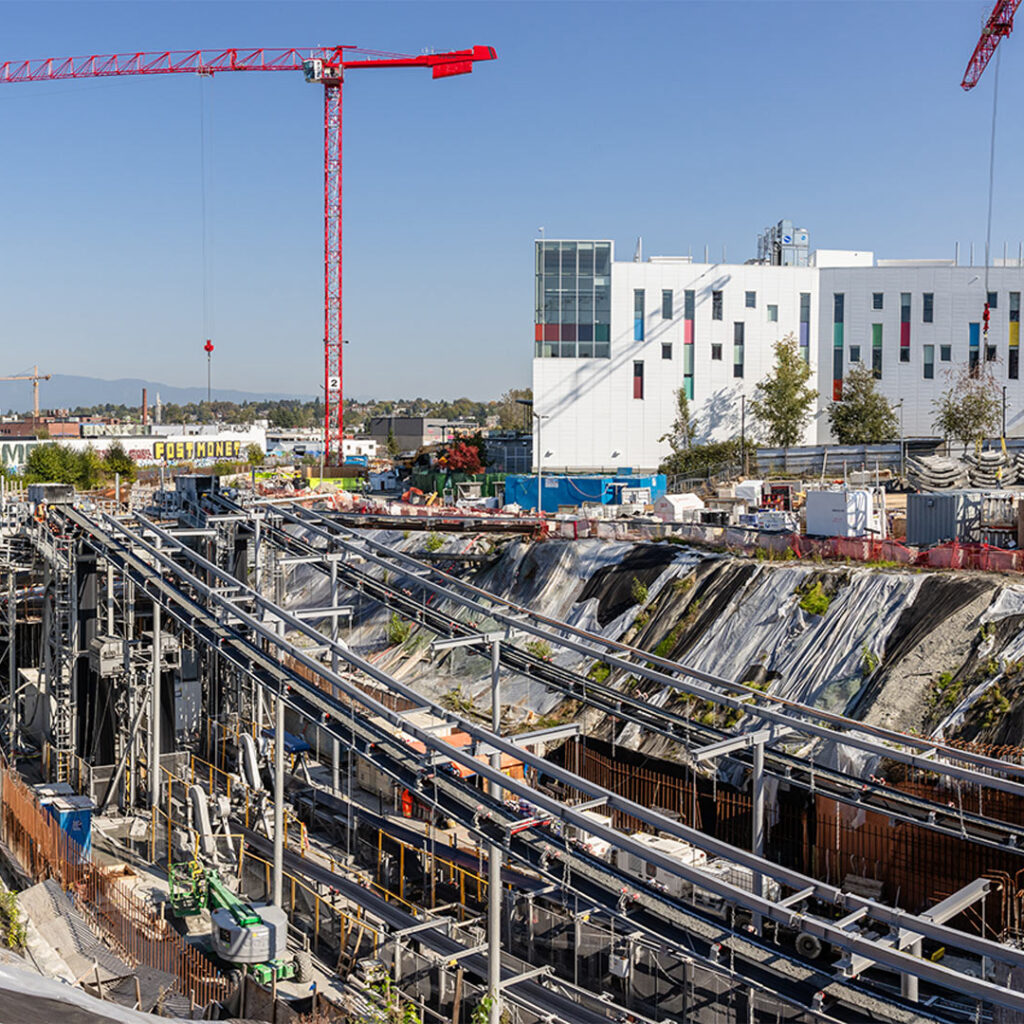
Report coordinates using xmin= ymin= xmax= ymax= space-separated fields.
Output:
xmin=504 ymin=474 xmax=666 ymax=514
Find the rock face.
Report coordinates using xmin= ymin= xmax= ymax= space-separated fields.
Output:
xmin=286 ymin=529 xmax=1024 ymax=749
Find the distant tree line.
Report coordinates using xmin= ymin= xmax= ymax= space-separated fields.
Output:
xmin=56 ymin=387 xmax=533 ymax=433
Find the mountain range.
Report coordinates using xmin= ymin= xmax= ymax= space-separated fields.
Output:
xmin=0 ymin=374 xmax=315 ymax=413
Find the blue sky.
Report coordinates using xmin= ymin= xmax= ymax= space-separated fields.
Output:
xmin=0 ymin=1 xmax=1019 ymax=402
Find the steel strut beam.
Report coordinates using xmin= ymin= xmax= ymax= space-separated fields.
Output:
xmin=80 ymin=506 xmax=1024 ymax=1016
xmin=232 ymin=497 xmax=1024 ymax=854
xmin=60 ymin=509 xmax=868 ymax=1023
xmin=282 ymin=502 xmax=1024 ymax=797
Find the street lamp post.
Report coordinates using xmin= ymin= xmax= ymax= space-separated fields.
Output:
xmin=516 ymin=399 xmax=548 ymax=515
xmin=896 ymin=400 xmax=905 ymax=478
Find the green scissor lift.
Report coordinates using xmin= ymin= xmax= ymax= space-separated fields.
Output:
xmin=169 ymin=861 xmax=306 ymax=985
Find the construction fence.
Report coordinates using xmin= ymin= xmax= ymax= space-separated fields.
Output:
xmin=0 ymin=759 xmax=229 ymax=1008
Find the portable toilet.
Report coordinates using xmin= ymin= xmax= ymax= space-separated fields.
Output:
xmin=45 ymin=795 xmax=94 ymax=860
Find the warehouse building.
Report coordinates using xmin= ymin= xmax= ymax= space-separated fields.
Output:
xmin=532 ymin=223 xmax=1024 ymax=472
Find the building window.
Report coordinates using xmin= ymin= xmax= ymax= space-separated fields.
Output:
xmin=634 ymin=289 xmax=645 ymax=341
xmin=849 ymin=345 xmax=861 ymax=363
xmin=986 ymin=345 xmax=998 ymax=362
xmin=684 ymin=344 xmax=694 ymax=399
xmin=684 ymin=290 xmax=695 ymax=320
xmin=633 ymin=360 xmax=644 ymax=399
xmin=900 ymin=292 xmax=911 ymax=358
xmin=923 ymin=292 xmax=934 ymax=323
xmin=988 ymin=291 xmax=999 ymax=309
xmin=969 ymin=322 xmax=980 ymax=374
xmin=872 ymin=323 xmax=883 ymax=379
xmin=711 ymin=343 xmax=722 ymax=360
xmin=872 ymin=292 xmax=884 ymax=310
xmin=733 ymin=322 xmax=744 ymax=378
xmin=662 ymin=289 xmax=673 ymax=319
xmin=535 ymin=239 xmax=611 ymax=359
xmin=712 ymin=290 xmax=723 ymax=320
xmin=1010 ymin=292 xmax=1020 ymax=380
xmin=745 ymin=290 xmax=756 ymax=308
xmin=923 ymin=344 xmax=934 ymax=379
xmin=662 ymin=343 xmax=672 ymax=360
xmin=940 ymin=345 xmax=952 ymax=362
xmin=767 ymin=304 xmax=778 ymax=322
xmin=832 ymin=294 xmax=844 ymax=398
xmin=799 ymin=292 xmax=810 ymax=363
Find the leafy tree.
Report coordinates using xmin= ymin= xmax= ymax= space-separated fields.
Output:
xmin=24 ymin=443 xmax=103 ymax=489
xmin=496 ymin=387 xmax=532 ymax=430
xmin=245 ymin=443 xmax=265 ymax=467
xmin=659 ymin=386 xmax=699 ymax=453
xmin=749 ymin=334 xmax=816 ymax=447
xmin=102 ymin=440 xmax=137 ymax=483
xmin=827 ymin=365 xmax=899 ymax=444
xmin=933 ymin=364 xmax=1002 ymax=450
xmin=659 ymin=438 xmax=756 ymax=478
xmin=440 ymin=440 xmax=484 ymax=474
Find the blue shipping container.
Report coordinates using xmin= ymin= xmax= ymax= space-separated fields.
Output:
xmin=504 ymin=474 xmax=666 ymax=514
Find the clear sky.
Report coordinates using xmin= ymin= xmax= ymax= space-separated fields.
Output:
xmin=0 ymin=1 xmax=1019 ymax=402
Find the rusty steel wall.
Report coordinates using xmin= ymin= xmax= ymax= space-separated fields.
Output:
xmin=0 ymin=761 xmax=228 ymax=1006
xmin=562 ymin=740 xmax=1024 ymax=939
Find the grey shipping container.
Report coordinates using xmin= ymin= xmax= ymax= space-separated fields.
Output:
xmin=905 ymin=490 xmax=986 ymax=547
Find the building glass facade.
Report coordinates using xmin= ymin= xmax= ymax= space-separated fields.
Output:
xmin=535 ymin=240 xmax=612 ymax=358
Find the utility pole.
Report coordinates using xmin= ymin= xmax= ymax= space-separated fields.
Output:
xmin=430 ymin=630 xmax=505 ymax=1023
xmin=149 ymin=541 xmax=162 ymax=810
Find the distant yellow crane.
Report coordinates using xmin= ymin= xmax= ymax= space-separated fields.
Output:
xmin=0 ymin=365 xmax=51 ymax=421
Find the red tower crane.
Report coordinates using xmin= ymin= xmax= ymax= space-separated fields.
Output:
xmin=962 ymin=0 xmax=1020 ymax=89
xmin=0 ymin=45 xmax=497 ymax=464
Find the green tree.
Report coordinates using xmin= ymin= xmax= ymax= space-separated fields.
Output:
xmin=102 ymin=440 xmax=137 ymax=483
xmin=386 ymin=428 xmax=400 ymax=458
xmin=827 ymin=364 xmax=899 ymax=444
xmin=749 ymin=334 xmax=816 ymax=447
xmin=245 ymin=443 xmax=265 ymax=467
xmin=933 ymin=364 xmax=1002 ymax=450
xmin=496 ymin=387 xmax=532 ymax=430
xmin=659 ymin=386 xmax=699 ymax=454
xmin=24 ymin=443 xmax=71 ymax=483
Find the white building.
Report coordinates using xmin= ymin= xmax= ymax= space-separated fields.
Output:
xmin=532 ymin=228 xmax=1024 ymax=472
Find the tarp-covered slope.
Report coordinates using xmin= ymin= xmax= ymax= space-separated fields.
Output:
xmin=280 ymin=526 xmax=1021 ymax=746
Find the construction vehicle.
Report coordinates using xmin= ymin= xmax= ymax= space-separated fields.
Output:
xmin=169 ymin=861 xmax=311 ymax=985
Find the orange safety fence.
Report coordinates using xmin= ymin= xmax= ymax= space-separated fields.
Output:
xmin=0 ymin=761 xmax=228 ymax=1007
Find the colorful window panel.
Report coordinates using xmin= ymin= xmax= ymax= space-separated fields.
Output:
xmin=900 ymin=292 xmax=911 ymax=361
xmin=832 ymin=293 xmax=844 ymax=399
xmin=872 ymin=324 xmax=882 ymax=380
xmin=799 ymin=292 xmax=810 ymax=363
xmin=634 ymin=289 xmax=645 ymax=341
xmin=684 ymin=290 xmax=695 ymax=398
xmin=1011 ymin=292 xmax=1020 ymax=380
xmin=969 ymin=322 xmax=980 ymax=374
xmin=633 ymin=360 xmax=644 ymax=399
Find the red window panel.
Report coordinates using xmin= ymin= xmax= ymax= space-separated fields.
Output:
xmin=633 ymin=361 xmax=644 ymax=399
xmin=535 ymin=324 xmax=543 ymax=342
xmin=833 ymin=379 xmax=843 ymax=400
xmin=543 ymin=324 xmax=559 ymax=342
xmin=900 ymin=323 xmax=911 ymax=347
xmin=684 ymin=320 xmax=694 ymax=345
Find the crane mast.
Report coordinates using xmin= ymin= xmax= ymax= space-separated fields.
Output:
xmin=0 ymin=45 xmax=497 ymax=464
